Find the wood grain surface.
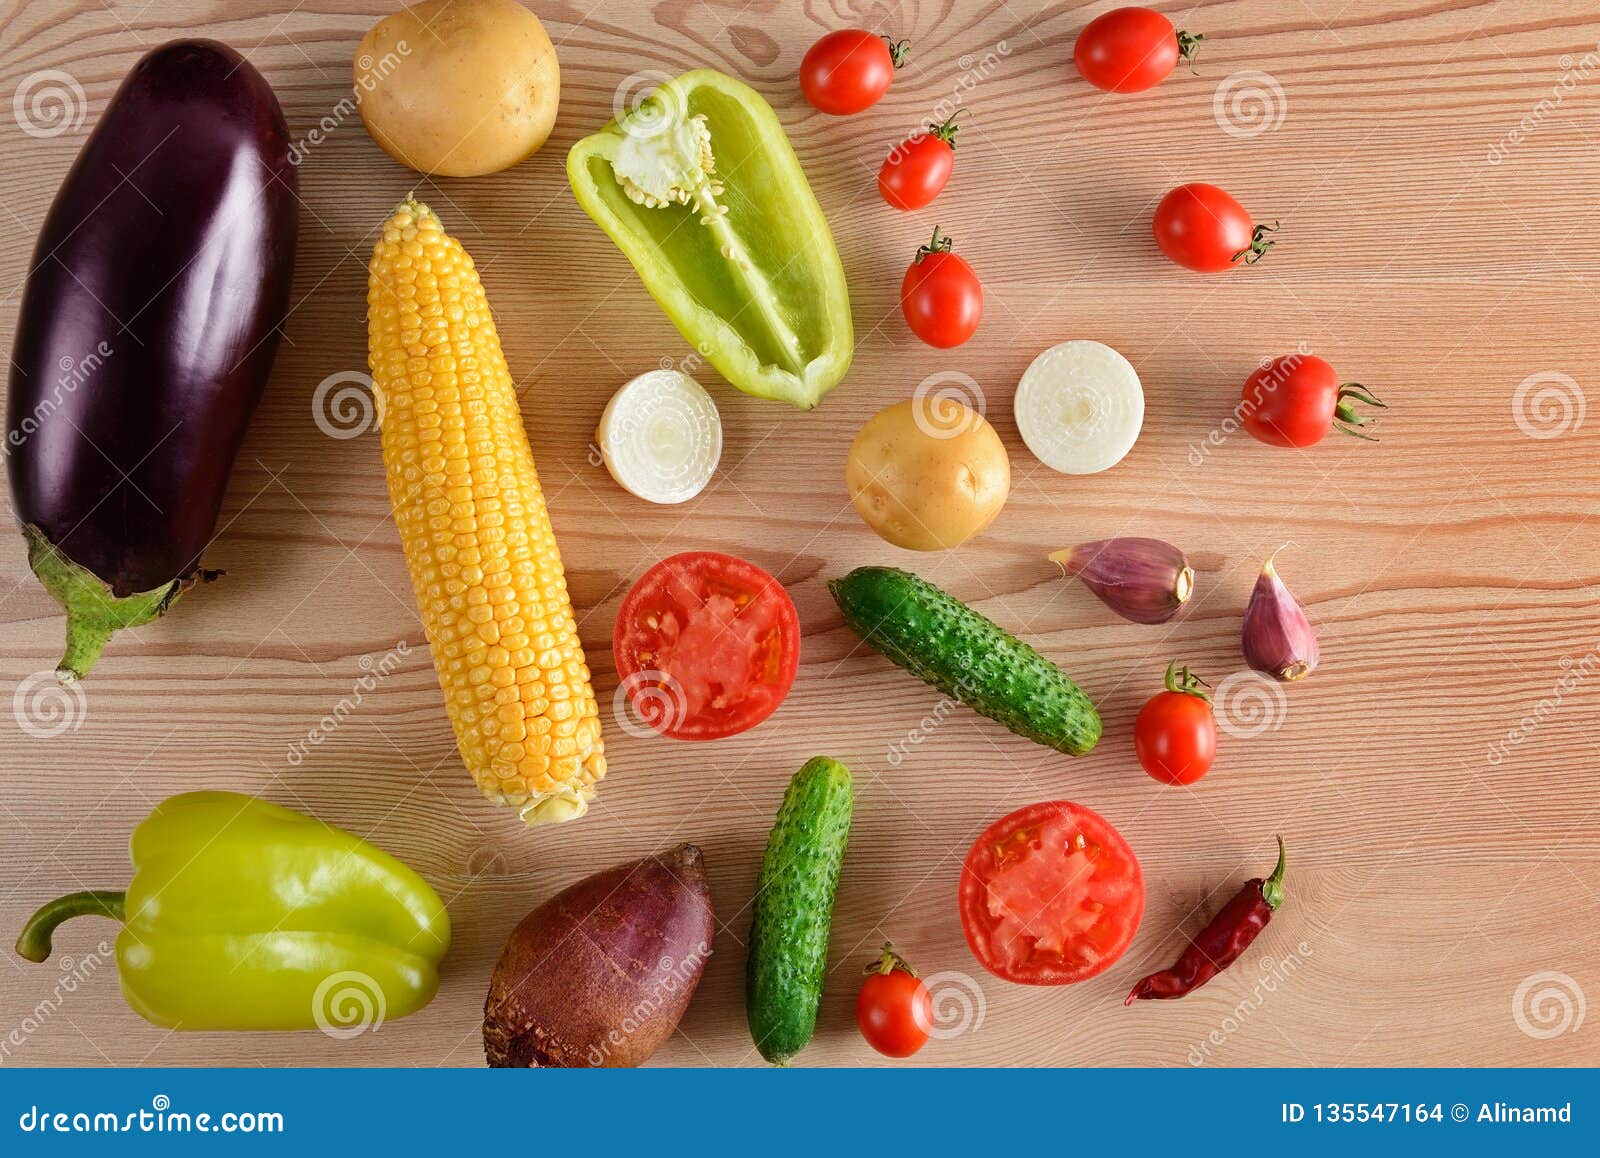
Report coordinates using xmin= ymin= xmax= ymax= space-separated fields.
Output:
xmin=1 ymin=0 xmax=1597 ymax=1068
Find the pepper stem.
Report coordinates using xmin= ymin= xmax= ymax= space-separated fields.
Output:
xmin=1261 ymin=836 xmax=1286 ymax=910
xmin=862 ymin=941 xmax=918 ymax=978
xmin=1232 ymin=221 xmax=1280 ymax=266
xmin=15 ymin=890 xmax=126 ymax=963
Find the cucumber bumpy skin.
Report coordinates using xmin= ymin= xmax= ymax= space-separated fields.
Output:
xmin=829 ymin=566 xmax=1102 ymax=756
xmin=745 ymin=756 xmax=854 ymax=1065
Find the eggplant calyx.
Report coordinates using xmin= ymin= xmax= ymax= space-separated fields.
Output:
xmin=25 ymin=526 xmax=183 ymax=682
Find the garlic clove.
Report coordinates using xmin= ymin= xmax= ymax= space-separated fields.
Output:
xmin=1242 ymin=549 xmax=1319 ymax=681
xmin=1049 ymin=537 xmax=1193 ymax=624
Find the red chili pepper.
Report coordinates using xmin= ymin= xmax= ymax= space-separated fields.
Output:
xmin=1125 ymin=836 xmax=1286 ymax=1004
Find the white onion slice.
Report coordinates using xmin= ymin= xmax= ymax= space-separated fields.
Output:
xmin=596 ymin=370 xmax=722 ymax=504
xmin=1013 ymin=340 xmax=1144 ymax=475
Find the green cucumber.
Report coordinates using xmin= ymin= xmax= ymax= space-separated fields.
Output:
xmin=829 ymin=566 xmax=1101 ymax=756
xmin=746 ymin=756 xmax=853 ymax=1065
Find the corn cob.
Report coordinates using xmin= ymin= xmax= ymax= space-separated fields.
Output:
xmin=367 ymin=198 xmax=605 ymax=824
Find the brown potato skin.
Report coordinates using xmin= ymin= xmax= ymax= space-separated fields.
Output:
xmin=483 ymin=843 xmax=714 ymax=1067
xmin=355 ymin=0 xmax=560 ymax=178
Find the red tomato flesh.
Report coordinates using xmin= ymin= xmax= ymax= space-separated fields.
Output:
xmin=856 ymin=968 xmax=933 ymax=1058
xmin=1242 ymin=353 xmax=1342 ymax=447
xmin=958 ymin=801 xmax=1144 ymax=985
xmin=1153 ymin=183 xmax=1257 ymax=272
xmin=613 ymin=551 xmax=800 ymax=741
xmin=1074 ymin=7 xmax=1181 ymax=93
xmin=801 ymin=30 xmax=900 ymax=115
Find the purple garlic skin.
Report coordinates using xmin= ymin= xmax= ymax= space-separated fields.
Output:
xmin=1242 ymin=552 xmax=1319 ymax=681
xmin=1049 ymin=537 xmax=1193 ymax=624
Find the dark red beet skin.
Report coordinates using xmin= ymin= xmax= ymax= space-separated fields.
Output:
xmin=6 ymin=39 xmax=297 ymax=679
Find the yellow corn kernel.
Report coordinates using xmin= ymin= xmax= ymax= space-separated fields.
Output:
xmin=367 ymin=198 xmax=605 ymax=825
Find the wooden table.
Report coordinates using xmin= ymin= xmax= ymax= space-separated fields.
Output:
xmin=1 ymin=0 xmax=1596 ymax=1068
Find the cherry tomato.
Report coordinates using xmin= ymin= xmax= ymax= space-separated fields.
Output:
xmin=1074 ymin=7 xmax=1203 ymax=93
xmin=958 ymin=800 xmax=1144 ymax=985
xmin=879 ymin=110 xmax=963 ymax=210
xmin=900 ymin=227 xmax=983 ymax=348
xmin=800 ymin=30 xmax=908 ymax=115
xmin=613 ymin=551 xmax=800 ymax=741
xmin=1133 ymin=663 xmax=1217 ymax=786
xmin=1153 ymin=183 xmax=1276 ymax=272
xmin=1241 ymin=354 xmax=1387 ymax=447
xmin=856 ymin=944 xmax=934 ymax=1058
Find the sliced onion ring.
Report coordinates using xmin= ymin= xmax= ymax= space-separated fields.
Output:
xmin=1014 ymin=340 xmax=1144 ymax=475
xmin=596 ymin=369 xmax=722 ymax=504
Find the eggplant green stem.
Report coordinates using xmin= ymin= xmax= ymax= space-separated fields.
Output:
xmin=25 ymin=526 xmax=183 ymax=682
xmin=16 ymin=890 xmax=126 ymax=963
xmin=1261 ymin=836 xmax=1287 ymax=911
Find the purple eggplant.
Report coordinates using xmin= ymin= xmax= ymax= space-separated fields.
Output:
xmin=6 ymin=39 xmax=298 ymax=680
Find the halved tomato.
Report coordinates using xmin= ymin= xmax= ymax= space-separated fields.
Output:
xmin=613 ymin=551 xmax=800 ymax=741
xmin=958 ymin=800 xmax=1144 ymax=985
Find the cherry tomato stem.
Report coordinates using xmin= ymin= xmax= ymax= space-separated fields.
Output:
xmin=1231 ymin=221 xmax=1281 ymax=265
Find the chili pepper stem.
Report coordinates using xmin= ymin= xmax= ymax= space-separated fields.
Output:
xmin=1262 ymin=835 xmax=1287 ymax=910
xmin=15 ymin=890 xmax=126 ymax=963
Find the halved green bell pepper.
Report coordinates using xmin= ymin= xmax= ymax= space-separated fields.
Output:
xmin=568 ymin=69 xmax=854 ymax=410
xmin=14 ymin=791 xmax=450 ymax=1031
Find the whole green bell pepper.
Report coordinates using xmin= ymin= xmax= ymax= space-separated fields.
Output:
xmin=568 ymin=69 xmax=854 ymax=410
xmin=14 ymin=791 xmax=450 ymax=1031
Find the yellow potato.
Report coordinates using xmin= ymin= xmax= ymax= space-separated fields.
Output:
xmin=355 ymin=0 xmax=559 ymax=178
xmin=845 ymin=398 xmax=1010 ymax=552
